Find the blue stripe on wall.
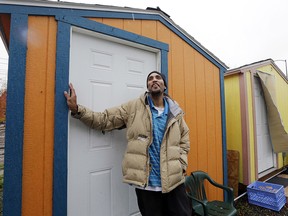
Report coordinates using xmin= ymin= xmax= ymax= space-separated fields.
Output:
xmin=3 ymin=13 xmax=28 ymax=216
xmin=53 ymin=21 xmax=71 ymax=216
xmin=53 ymin=17 xmax=169 ymax=215
xmin=161 ymin=50 xmax=169 ymax=92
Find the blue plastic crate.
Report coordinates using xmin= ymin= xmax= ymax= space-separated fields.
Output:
xmin=247 ymin=181 xmax=286 ymax=211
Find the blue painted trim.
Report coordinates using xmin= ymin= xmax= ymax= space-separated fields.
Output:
xmin=3 ymin=13 xmax=28 ymax=216
xmin=55 ymin=15 xmax=168 ymax=51
xmin=0 ymin=4 xmax=227 ymax=70
xmin=53 ymin=21 xmax=71 ymax=216
xmin=161 ymin=50 xmax=169 ymax=92
xmin=53 ymin=18 xmax=169 ymax=215
xmin=0 ymin=4 xmax=158 ymax=19
xmin=220 ymin=68 xmax=228 ymax=200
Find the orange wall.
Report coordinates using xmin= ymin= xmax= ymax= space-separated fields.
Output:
xmin=22 ymin=16 xmax=56 ymax=216
xmin=22 ymin=16 xmax=223 ymax=215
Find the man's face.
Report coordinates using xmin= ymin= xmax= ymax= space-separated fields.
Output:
xmin=147 ymin=73 xmax=166 ymax=95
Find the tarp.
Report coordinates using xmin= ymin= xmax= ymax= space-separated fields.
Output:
xmin=257 ymin=71 xmax=288 ymax=153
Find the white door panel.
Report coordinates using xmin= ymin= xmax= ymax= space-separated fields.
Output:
xmin=254 ymin=77 xmax=275 ymax=174
xmin=68 ymin=28 xmax=158 ymax=216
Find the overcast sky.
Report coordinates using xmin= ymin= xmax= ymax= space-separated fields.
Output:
xmin=1 ymin=0 xmax=288 ymax=77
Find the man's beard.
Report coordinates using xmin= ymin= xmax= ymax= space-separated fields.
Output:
xmin=150 ymin=89 xmax=162 ymax=97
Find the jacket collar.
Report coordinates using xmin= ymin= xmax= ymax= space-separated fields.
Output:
xmin=141 ymin=92 xmax=183 ymax=117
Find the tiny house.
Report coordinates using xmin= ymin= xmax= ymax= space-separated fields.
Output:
xmin=0 ymin=0 xmax=229 ymax=215
xmin=225 ymin=59 xmax=288 ymax=188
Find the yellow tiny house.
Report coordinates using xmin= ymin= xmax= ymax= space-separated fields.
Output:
xmin=1 ymin=1 xmax=228 ymax=215
xmin=225 ymin=59 xmax=288 ymax=188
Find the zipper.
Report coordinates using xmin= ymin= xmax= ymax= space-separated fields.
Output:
xmin=145 ymin=103 xmax=153 ymax=186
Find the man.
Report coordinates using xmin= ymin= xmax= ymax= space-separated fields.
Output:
xmin=64 ymin=71 xmax=191 ymax=216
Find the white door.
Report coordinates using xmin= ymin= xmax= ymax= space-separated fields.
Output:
xmin=254 ymin=76 xmax=276 ymax=174
xmin=68 ymin=27 xmax=159 ymax=216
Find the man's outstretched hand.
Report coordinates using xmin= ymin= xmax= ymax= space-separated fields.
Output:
xmin=64 ymin=83 xmax=78 ymax=114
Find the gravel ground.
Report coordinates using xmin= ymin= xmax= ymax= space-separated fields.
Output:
xmin=235 ymin=194 xmax=288 ymax=216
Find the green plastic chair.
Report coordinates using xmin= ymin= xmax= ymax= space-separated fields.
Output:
xmin=185 ymin=171 xmax=237 ymax=216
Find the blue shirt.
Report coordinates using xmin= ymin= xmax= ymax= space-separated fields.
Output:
xmin=147 ymin=96 xmax=169 ymax=187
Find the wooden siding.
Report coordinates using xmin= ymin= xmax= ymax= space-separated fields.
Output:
xmin=244 ymin=71 xmax=256 ymax=182
xmin=22 ymin=16 xmax=56 ymax=216
xmin=224 ymin=74 xmax=244 ymax=182
xmin=21 ymin=16 xmax=224 ymax=215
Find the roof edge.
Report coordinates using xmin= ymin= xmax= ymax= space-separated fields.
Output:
xmin=0 ymin=0 xmax=228 ymax=69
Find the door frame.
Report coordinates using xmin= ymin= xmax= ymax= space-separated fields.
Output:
xmin=68 ymin=26 xmax=161 ymax=216
xmin=53 ymin=16 xmax=169 ymax=216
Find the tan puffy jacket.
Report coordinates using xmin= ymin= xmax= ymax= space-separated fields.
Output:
xmin=73 ymin=93 xmax=190 ymax=193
